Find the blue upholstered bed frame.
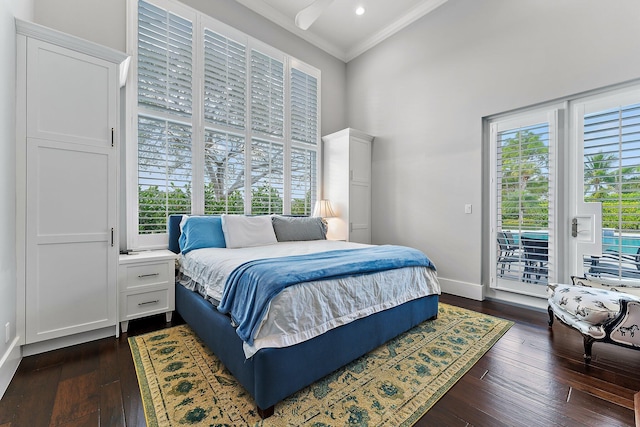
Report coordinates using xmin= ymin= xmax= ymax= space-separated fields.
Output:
xmin=168 ymin=215 xmax=439 ymax=417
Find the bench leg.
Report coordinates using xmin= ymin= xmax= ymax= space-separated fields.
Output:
xmin=547 ymin=306 xmax=554 ymax=327
xmin=583 ymin=335 xmax=595 ymax=364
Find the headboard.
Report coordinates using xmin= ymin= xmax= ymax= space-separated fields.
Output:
xmin=167 ymin=214 xmax=184 ymax=254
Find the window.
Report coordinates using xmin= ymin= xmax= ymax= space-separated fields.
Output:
xmin=489 ymin=110 xmax=557 ymax=296
xmin=127 ymin=0 xmax=321 ymax=249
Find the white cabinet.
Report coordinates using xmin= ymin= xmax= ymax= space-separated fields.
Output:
xmin=118 ymin=250 xmax=176 ymax=333
xmin=16 ymin=20 xmax=129 ymax=346
xmin=322 ymin=128 xmax=374 ymax=243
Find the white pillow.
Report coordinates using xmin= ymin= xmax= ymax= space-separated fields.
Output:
xmin=221 ymin=215 xmax=278 ymax=249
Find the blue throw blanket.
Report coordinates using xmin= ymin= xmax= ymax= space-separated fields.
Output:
xmin=217 ymin=245 xmax=436 ymax=345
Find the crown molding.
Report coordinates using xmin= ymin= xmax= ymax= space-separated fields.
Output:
xmin=234 ymin=0 xmax=347 ymax=62
xmin=15 ymin=19 xmax=129 ymax=66
xmin=235 ymin=0 xmax=449 ymax=63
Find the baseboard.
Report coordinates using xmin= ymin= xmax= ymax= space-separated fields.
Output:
xmin=438 ymin=277 xmax=484 ymax=301
xmin=0 ymin=337 xmax=22 ymax=400
xmin=22 ymin=327 xmax=115 ymax=357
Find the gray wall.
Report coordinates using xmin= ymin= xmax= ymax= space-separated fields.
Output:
xmin=0 ymin=0 xmax=34 ymax=395
xmin=346 ymin=0 xmax=640 ymax=301
xmin=34 ymin=0 xmax=348 ymax=138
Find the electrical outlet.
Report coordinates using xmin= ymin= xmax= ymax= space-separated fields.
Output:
xmin=5 ymin=322 xmax=9 ymax=343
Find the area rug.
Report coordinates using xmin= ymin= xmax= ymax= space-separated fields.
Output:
xmin=129 ymin=303 xmax=513 ymax=427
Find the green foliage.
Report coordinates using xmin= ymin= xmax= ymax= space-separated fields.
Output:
xmin=139 ymin=184 xmax=314 ymax=233
xmin=291 ymin=190 xmax=313 ymax=215
xmin=584 ymin=152 xmax=640 ymax=231
xmin=251 ymin=185 xmax=283 ymax=215
xmin=204 ymin=184 xmax=244 ymax=215
xmin=499 ymin=130 xmax=549 ymax=229
xmin=139 ymin=183 xmax=191 ymax=234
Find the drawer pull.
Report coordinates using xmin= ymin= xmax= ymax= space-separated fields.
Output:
xmin=138 ymin=273 xmax=160 ymax=279
xmin=138 ymin=300 xmax=160 ymax=306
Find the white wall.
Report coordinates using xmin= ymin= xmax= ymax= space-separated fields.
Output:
xmin=346 ymin=0 xmax=640 ymax=302
xmin=0 ymin=0 xmax=34 ymax=398
xmin=33 ymin=0 xmax=347 ymax=138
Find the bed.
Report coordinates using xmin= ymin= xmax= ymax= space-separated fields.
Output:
xmin=168 ymin=214 xmax=440 ymax=418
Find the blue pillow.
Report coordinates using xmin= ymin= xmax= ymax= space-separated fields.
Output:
xmin=179 ymin=216 xmax=226 ymax=254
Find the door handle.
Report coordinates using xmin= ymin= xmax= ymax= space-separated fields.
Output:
xmin=571 ymin=218 xmax=578 ymax=238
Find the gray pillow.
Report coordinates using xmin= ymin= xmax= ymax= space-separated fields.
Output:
xmin=271 ymin=215 xmax=327 ymax=242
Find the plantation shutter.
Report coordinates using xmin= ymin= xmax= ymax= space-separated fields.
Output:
xmin=581 ymin=102 xmax=640 ymax=276
xmin=138 ymin=0 xmax=193 ymax=117
xmin=129 ymin=0 xmax=321 ymax=249
xmin=204 ymin=129 xmax=245 ymax=214
xmin=490 ymin=111 xmax=557 ymax=294
xmin=251 ymin=139 xmax=284 ymax=214
xmin=290 ymin=147 xmax=317 ymax=215
xmin=136 ymin=0 xmax=194 ymax=236
xmin=290 ymin=68 xmax=318 ymax=145
xmin=251 ymin=50 xmax=284 ymax=137
xmin=203 ymin=29 xmax=246 ymax=130
xmin=290 ymin=65 xmax=319 ymax=215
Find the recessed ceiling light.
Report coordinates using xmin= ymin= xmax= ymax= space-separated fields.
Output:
xmin=355 ymin=6 xmax=365 ymax=16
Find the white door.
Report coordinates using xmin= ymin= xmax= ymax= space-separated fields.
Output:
xmin=490 ymin=110 xmax=558 ymax=298
xmin=25 ymin=38 xmax=118 ymax=343
xmin=570 ymin=88 xmax=640 ymax=282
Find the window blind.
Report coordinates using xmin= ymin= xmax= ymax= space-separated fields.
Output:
xmin=137 ymin=116 xmax=192 ymax=234
xmin=251 ymin=50 xmax=284 ymax=137
xmin=291 ymin=68 xmax=318 ymax=146
xmin=129 ymin=0 xmax=320 ymax=248
xmin=203 ymin=29 xmax=246 ymax=130
xmin=582 ymin=102 xmax=640 ymax=275
xmin=494 ymin=120 xmax=553 ymax=287
xmin=138 ymin=0 xmax=193 ymax=117
xmin=204 ymin=129 xmax=245 ymax=214
xmin=291 ymin=147 xmax=317 ymax=215
xmin=251 ymin=139 xmax=284 ymax=214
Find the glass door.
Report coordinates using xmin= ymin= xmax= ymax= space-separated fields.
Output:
xmin=490 ymin=110 xmax=557 ymax=297
xmin=571 ymin=90 xmax=640 ymax=282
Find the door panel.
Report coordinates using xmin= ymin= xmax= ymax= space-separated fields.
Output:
xmin=571 ymin=91 xmax=640 ymax=281
xmin=490 ymin=111 xmax=557 ymax=297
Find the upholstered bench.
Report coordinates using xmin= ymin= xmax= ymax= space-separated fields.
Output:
xmin=547 ymin=276 xmax=640 ymax=363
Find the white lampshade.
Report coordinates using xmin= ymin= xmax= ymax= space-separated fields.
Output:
xmin=313 ymin=199 xmax=336 ymax=218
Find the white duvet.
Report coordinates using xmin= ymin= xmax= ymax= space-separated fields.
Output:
xmin=179 ymin=240 xmax=440 ymax=358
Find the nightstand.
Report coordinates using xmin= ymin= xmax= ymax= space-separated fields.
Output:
xmin=118 ymin=250 xmax=177 ymax=333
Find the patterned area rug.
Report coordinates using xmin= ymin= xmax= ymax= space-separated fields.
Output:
xmin=129 ymin=303 xmax=513 ymax=426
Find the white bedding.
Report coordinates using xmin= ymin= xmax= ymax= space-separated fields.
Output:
xmin=178 ymin=240 xmax=440 ymax=358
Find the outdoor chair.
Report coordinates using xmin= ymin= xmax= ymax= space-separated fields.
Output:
xmin=589 ymin=247 xmax=640 ymax=279
xmin=522 ymin=237 xmax=548 ymax=284
xmin=497 ymin=231 xmax=520 ymax=276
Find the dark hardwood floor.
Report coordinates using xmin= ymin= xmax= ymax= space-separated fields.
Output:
xmin=0 ymin=293 xmax=637 ymax=426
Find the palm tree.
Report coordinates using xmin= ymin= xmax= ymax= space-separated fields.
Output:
xmin=584 ymin=152 xmax=617 ymax=198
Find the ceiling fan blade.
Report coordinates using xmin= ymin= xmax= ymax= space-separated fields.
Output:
xmin=295 ymin=0 xmax=334 ymax=30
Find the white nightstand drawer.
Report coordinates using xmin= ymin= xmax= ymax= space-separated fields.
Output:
xmin=122 ymin=288 xmax=170 ymax=319
xmin=122 ymin=262 xmax=170 ymax=290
